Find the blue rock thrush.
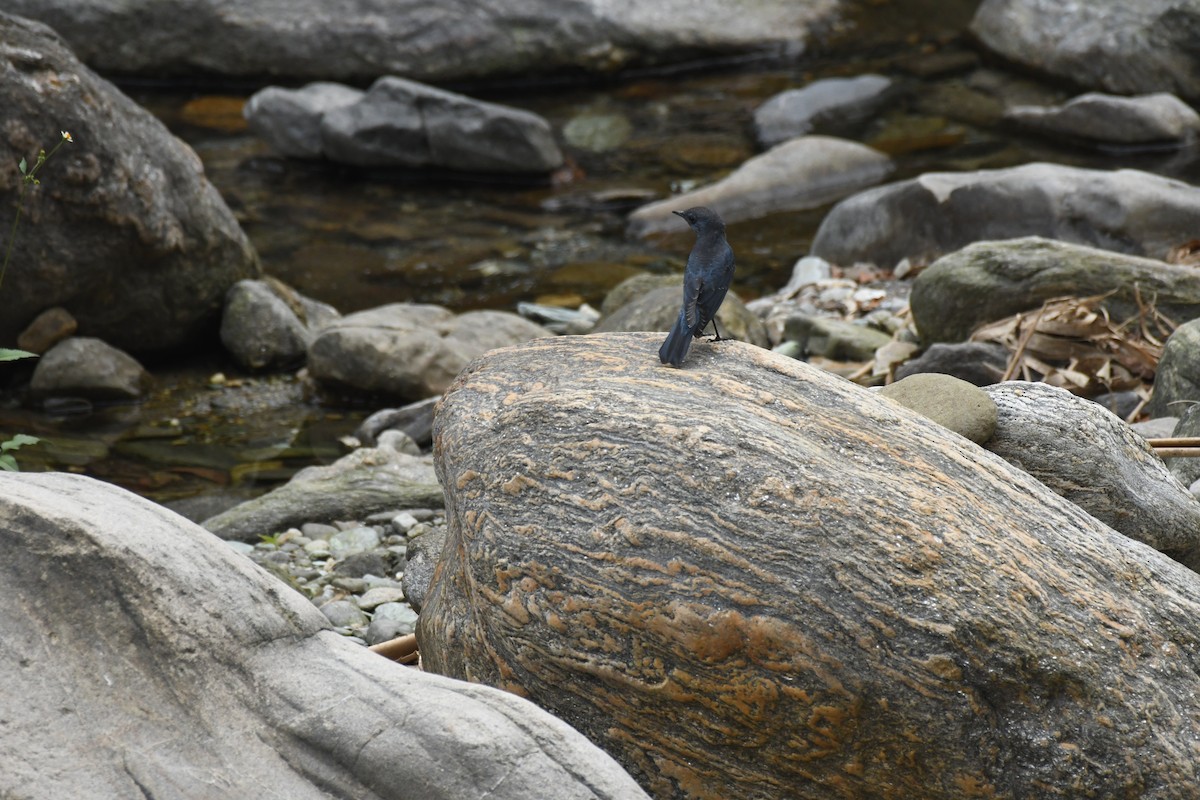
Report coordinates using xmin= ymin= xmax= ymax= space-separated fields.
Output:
xmin=658 ymin=206 xmax=736 ymax=367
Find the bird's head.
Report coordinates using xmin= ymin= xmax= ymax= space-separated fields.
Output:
xmin=673 ymin=206 xmax=726 ymax=235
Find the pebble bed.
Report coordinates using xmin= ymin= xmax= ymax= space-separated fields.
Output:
xmin=228 ymin=507 xmax=445 ymax=646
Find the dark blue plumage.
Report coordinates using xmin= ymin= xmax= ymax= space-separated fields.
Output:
xmin=659 ymin=206 xmax=735 ymax=367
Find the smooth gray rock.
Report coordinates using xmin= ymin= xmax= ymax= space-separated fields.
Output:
xmin=220 ymin=279 xmax=340 ymax=370
xmin=0 ymin=472 xmax=647 ymax=800
xmin=402 ymin=525 xmax=448 ymax=614
xmin=972 ymin=0 xmax=1200 ymax=98
xmin=811 ymin=163 xmax=1200 ymax=270
xmin=308 ymin=303 xmax=553 ymax=402
xmin=1006 ymin=92 xmax=1200 ymax=146
xmin=1167 ymin=403 xmax=1200 ymax=489
xmin=754 ymin=74 xmax=894 ymax=147
xmin=29 ymin=337 xmax=149 ymax=400
xmin=984 ymin=381 xmax=1200 ymax=571
xmin=880 ymin=373 xmax=998 ymax=444
xmin=0 ymin=13 xmax=260 ymax=353
xmin=781 ymin=313 xmax=892 ymax=361
xmin=894 ymin=341 xmax=1011 ymax=386
xmin=593 ymin=284 xmax=771 ymax=349
xmin=1148 ymin=317 xmax=1200 ymax=418
xmin=6 ymin=0 xmax=842 ymax=83
xmin=910 ymin=237 xmax=1200 ymax=344
xmin=366 ymin=602 xmax=420 ymax=644
xmin=319 ymin=76 xmax=563 ymax=172
xmin=627 ymin=136 xmax=892 ymax=236
xmin=202 ymin=442 xmax=444 ymax=541
xmin=244 ymin=82 xmax=364 ymax=158
xmin=354 ymin=397 xmax=440 ymax=449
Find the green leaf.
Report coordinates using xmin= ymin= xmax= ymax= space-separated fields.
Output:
xmin=18 ymin=157 xmax=26 ymax=175
xmin=1 ymin=434 xmax=40 ymax=452
xmin=0 ymin=348 xmax=38 ymax=361
xmin=0 ymin=454 xmax=17 ymax=471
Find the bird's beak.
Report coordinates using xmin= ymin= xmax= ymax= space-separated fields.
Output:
xmin=672 ymin=210 xmax=685 ymax=218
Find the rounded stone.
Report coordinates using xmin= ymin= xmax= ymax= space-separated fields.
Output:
xmin=878 ymin=373 xmax=998 ymax=444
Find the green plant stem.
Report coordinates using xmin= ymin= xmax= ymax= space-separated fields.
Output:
xmin=1 ymin=135 xmax=70 ymax=293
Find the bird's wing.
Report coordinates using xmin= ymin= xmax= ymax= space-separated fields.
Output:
xmin=683 ymin=268 xmax=702 ymax=329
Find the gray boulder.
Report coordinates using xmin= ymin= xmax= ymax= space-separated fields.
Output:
xmin=29 ymin=337 xmax=149 ymax=400
xmin=418 ymin=331 xmax=1200 ymax=798
xmin=753 ymin=74 xmax=894 ymax=147
xmin=972 ymin=0 xmax=1200 ymax=98
xmin=220 ymin=278 xmax=340 ymax=370
xmin=202 ymin=439 xmax=444 ymax=541
xmin=308 ymin=303 xmax=553 ymax=402
xmin=1148 ymin=317 xmax=1200 ymax=418
xmin=910 ymin=237 xmax=1200 ymax=344
xmin=1006 ymin=92 xmax=1200 ymax=146
xmin=894 ymin=341 xmax=1011 ymax=386
xmin=318 ymin=76 xmax=563 ymax=172
xmin=6 ymin=0 xmax=843 ymax=83
xmin=780 ymin=313 xmax=892 ymax=362
xmin=594 ymin=284 xmax=771 ymax=349
xmin=984 ymin=381 xmax=1200 ymax=572
xmin=0 ymin=13 xmax=260 ymax=353
xmin=811 ymin=162 xmax=1200 ymax=270
xmin=0 ymin=471 xmax=648 ymax=800
xmin=243 ymin=82 xmax=364 ymax=158
xmin=627 ymin=136 xmax=892 ymax=236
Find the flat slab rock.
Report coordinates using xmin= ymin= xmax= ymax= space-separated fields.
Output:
xmin=0 ymin=472 xmax=647 ymax=800
xmin=419 ymin=331 xmax=1200 ymax=799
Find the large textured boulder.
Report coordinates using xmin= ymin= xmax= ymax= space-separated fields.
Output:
xmin=983 ymin=381 xmax=1200 ymax=570
xmin=419 ymin=332 xmax=1200 ymax=799
xmin=307 ymin=303 xmax=553 ymax=402
xmin=971 ymin=0 xmax=1200 ymax=99
xmin=627 ymin=136 xmax=892 ymax=237
xmin=0 ymin=13 xmax=259 ymax=353
xmin=317 ymin=76 xmax=563 ymax=173
xmin=1147 ymin=317 xmax=1200 ymax=418
xmin=909 ymin=237 xmax=1200 ymax=344
xmin=810 ymin=163 xmax=1200 ymax=269
xmin=0 ymin=471 xmax=648 ymax=800
xmin=6 ymin=0 xmax=843 ymax=83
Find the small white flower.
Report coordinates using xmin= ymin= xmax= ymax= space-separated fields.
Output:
xmin=61 ymin=131 xmax=73 ymax=142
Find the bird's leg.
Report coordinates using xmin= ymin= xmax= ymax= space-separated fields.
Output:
xmin=708 ymin=319 xmax=725 ymax=342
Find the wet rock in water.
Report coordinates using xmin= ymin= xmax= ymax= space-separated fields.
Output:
xmin=307 ymin=303 xmax=552 ymax=402
xmin=894 ymin=341 xmax=1011 ymax=386
xmin=419 ymin=332 xmax=1200 ymax=799
xmin=318 ymin=76 xmax=563 ymax=173
xmin=1005 ymin=92 xmax=1200 ymax=147
xmin=753 ymin=74 xmax=894 ymax=147
xmin=201 ymin=439 xmax=443 ymax=541
xmin=0 ymin=14 xmax=260 ymax=354
xmin=971 ymin=0 xmax=1200 ymax=98
xmin=983 ymin=381 xmax=1200 ymax=571
xmin=17 ymin=307 xmax=77 ymax=355
xmin=1147 ymin=317 xmax=1200 ymax=418
xmin=811 ymin=163 xmax=1200 ymax=270
xmin=593 ymin=284 xmax=771 ymax=350
xmin=627 ymin=136 xmax=892 ymax=236
xmin=879 ymin=372 xmax=998 ymax=444
xmin=6 ymin=0 xmax=840 ymax=85
xmin=220 ymin=278 xmax=340 ymax=371
xmin=243 ymin=82 xmax=364 ymax=158
xmin=29 ymin=337 xmax=150 ymax=401
xmin=0 ymin=472 xmax=646 ymax=800
xmin=910 ymin=237 xmax=1200 ymax=344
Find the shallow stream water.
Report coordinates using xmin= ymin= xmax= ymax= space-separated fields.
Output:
xmin=4 ymin=0 xmax=1200 ymax=519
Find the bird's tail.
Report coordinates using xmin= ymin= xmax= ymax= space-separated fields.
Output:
xmin=659 ymin=311 xmax=692 ymax=367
